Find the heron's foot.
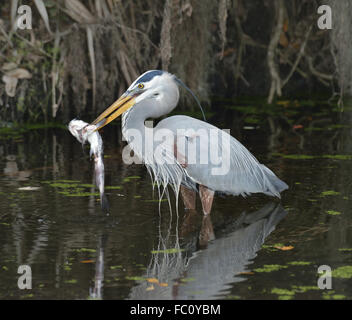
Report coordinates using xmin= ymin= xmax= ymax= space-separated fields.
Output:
xmin=199 ymin=185 xmax=215 ymax=215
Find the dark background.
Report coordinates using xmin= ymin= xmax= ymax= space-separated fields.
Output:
xmin=0 ymin=0 xmax=348 ymax=124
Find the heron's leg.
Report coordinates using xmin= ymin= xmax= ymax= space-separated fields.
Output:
xmin=199 ymin=185 xmax=215 ymax=215
xmin=199 ymin=214 xmax=215 ymax=249
xmin=180 ymin=209 xmax=199 ymax=238
xmin=180 ymin=186 xmax=196 ymax=210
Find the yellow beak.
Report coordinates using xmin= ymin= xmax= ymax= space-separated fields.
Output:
xmin=91 ymin=95 xmax=136 ymax=131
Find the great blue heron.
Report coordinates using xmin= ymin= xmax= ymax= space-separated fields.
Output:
xmin=92 ymin=70 xmax=288 ymax=215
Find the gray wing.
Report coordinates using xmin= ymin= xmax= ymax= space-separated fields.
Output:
xmin=156 ymin=116 xmax=288 ymax=197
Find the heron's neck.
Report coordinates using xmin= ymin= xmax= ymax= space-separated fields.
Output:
xmin=122 ymin=108 xmax=148 ymax=140
xmin=122 ymin=108 xmax=154 ymax=162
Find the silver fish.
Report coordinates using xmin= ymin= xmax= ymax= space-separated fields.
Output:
xmin=68 ymin=120 xmax=109 ymax=212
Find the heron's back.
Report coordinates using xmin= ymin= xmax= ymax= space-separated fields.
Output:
xmin=156 ymin=116 xmax=288 ymax=197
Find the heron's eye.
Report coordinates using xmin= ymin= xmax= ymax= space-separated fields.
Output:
xmin=138 ymin=83 xmax=144 ymax=89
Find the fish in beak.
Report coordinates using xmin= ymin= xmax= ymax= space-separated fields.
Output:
xmin=91 ymin=93 xmax=137 ymax=131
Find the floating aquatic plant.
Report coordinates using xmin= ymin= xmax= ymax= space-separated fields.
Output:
xmin=151 ymin=248 xmax=185 ymax=254
xmin=272 ymin=153 xmax=315 ymax=160
xmin=254 ymin=264 xmax=288 ymax=273
xmin=125 ymin=276 xmax=145 ymax=281
xmin=123 ymin=176 xmax=142 ymax=183
xmin=287 ymin=261 xmax=312 ymax=266
xmin=332 ymin=266 xmax=352 ymax=279
xmin=326 ymin=210 xmax=342 ymax=216
xmin=321 ymin=191 xmax=340 ymax=197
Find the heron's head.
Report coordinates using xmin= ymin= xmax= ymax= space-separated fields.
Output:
xmin=92 ymin=70 xmax=179 ymax=130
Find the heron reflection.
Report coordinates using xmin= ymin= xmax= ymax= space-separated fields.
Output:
xmin=128 ymin=202 xmax=287 ymax=300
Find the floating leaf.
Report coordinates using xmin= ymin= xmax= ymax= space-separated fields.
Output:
xmin=323 ymin=294 xmax=346 ymax=300
xmin=147 ymin=278 xmax=159 ymax=284
xmin=151 ymin=248 xmax=185 ymax=254
xmin=323 ymin=155 xmax=352 ymax=161
xmin=237 ymin=271 xmax=255 ymax=275
xmin=274 ymin=245 xmax=294 ymax=251
xmin=277 ymin=101 xmax=290 ymax=107
xmin=272 ymin=153 xmax=315 ymax=160
xmin=292 ymin=285 xmax=320 ymax=293
xmin=62 ymin=192 xmax=100 ymax=197
xmin=254 ymin=265 xmax=288 ymax=273
xmin=293 ymin=125 xmax=304 ymax=130
xmin=123 ymin=176 xmax=142 ymax=183
xmin=321 ymin=191 xmax=340 ymax=197
xmin=50 ymin=183 xmax=79 ymax=188
xmin=65 ymin=279 xmax=78 ymax=284
xmin=73 ymin=248 xmax=96 ymax=253
xmin=280 ymin=246 xmax=294 ymax=251
xmin=332 ymin=266 xmax=352 ymax=279
xmin=326 ymin=210 xmax=341 ymax=216
xmin=271 ymin=288 xmax=295 ymax=296
xmin=105 ymin=186 xmax=122 ymax=190
xmin=278 ymin=295 xmax=294 ymax=300
xmin=80 ymin=260 xmax=94 ymax=264
xmin=125 ymin=276 xmax=145 ymax=281
xmin=42 ymin=180 xmax=80 ymax=184
xmin=287 ymin=261 xmax=311 ymax=266
xmin=110 ymin=265 xmax=123 ymax=270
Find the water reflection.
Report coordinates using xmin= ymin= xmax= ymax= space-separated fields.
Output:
xmin=3 ymin=155 xmax=32 ymax=181
xmin=1 ymin=104 xmax=352 ymax=300
xmin=128 ymin=203 xmax=287 ymax=300
xmin=89 ymin=233 xmax=107 ymax=300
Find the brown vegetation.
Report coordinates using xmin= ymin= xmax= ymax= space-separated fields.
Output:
xmin=0 ymin=0 xmax=345 ymax=124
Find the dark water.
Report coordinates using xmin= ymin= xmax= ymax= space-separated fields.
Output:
xmin=1 ymin=101 xmax=352 ymax=300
